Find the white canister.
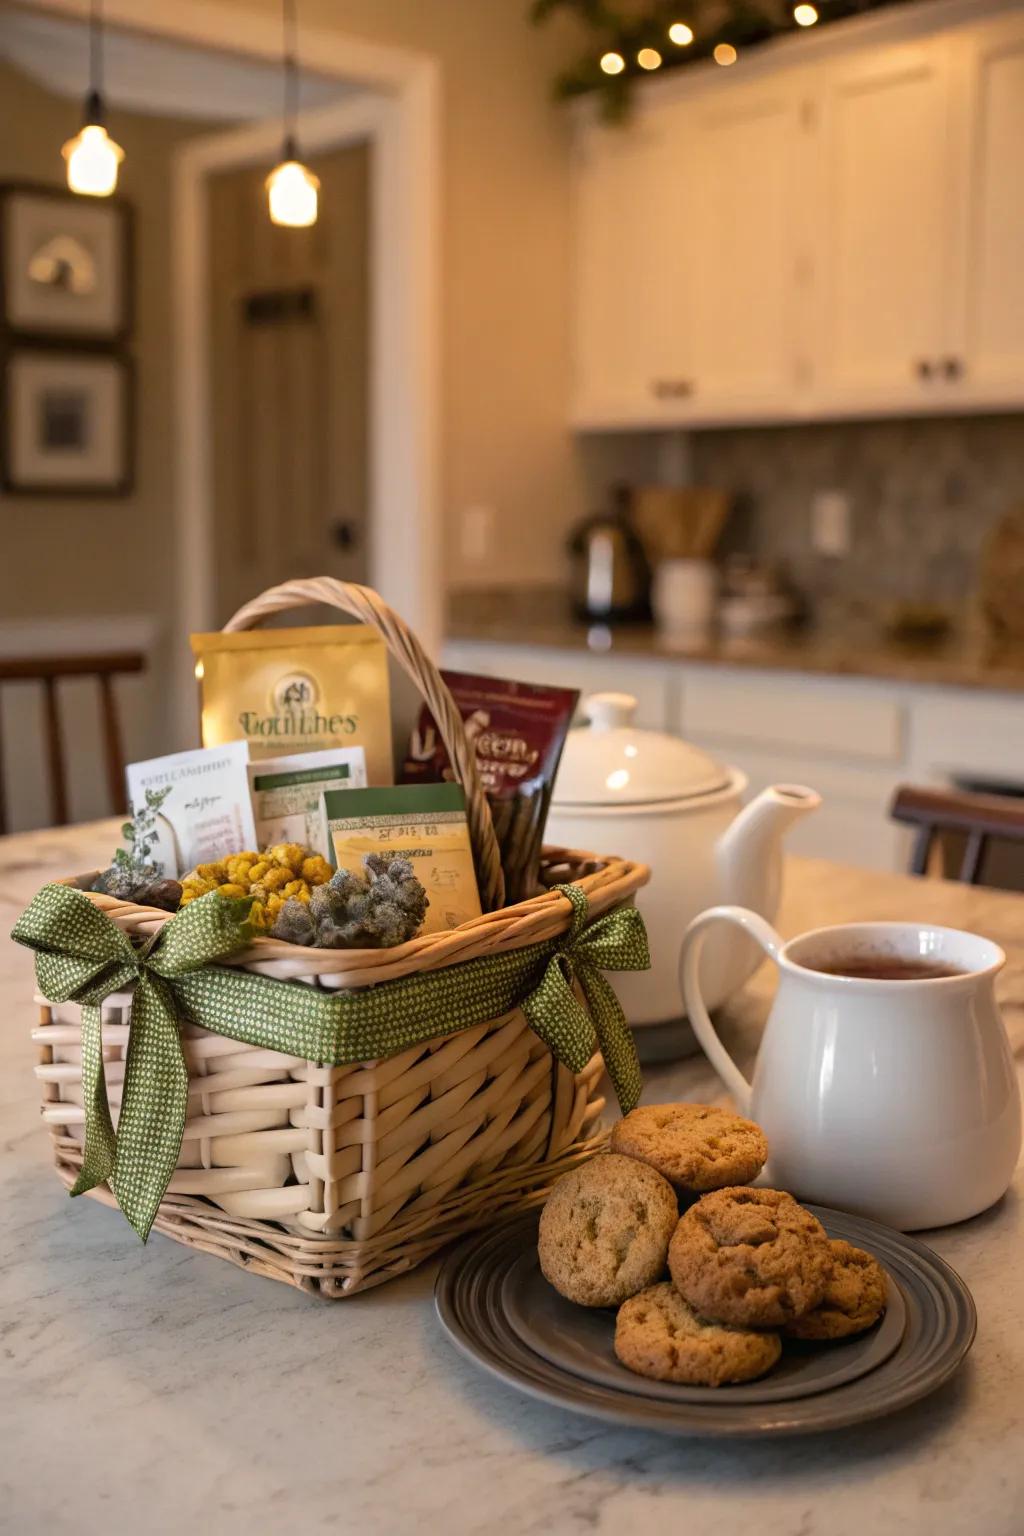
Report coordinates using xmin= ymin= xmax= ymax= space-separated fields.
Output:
xmin=652 ymin=558 xmax=717 ymax=646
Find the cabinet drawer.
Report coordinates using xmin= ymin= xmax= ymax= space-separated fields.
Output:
xmin=681 ymin=669 xmax=905 ymax=764
xmin=910 ymin=690 xmax=1024 ymax=779
xmin=440 ymin=642 xmax=672 ymax=729
xmin=691 ymin=736 xmax=909 ymax=872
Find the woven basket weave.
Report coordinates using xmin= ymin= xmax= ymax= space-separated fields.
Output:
xmin=30 ymin=578 xmax=649 ymax=1297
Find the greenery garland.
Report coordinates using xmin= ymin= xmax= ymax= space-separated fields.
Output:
xmin=531 ymin=0 xmax=924 ymax=121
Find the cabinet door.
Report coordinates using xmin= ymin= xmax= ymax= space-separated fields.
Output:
xmin=684 ymin=82 xmax=807 ymax=416
xmin=571 ymin=104 xmax=689 ymax=426
xmin=953 ymin=15 xmax=1024 ymax=399
xmin=812 ymin=40 xmax=956 ymax=408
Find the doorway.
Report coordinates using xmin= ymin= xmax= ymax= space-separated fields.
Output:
xmin=207 ymin=142 xmax=370 ymax=621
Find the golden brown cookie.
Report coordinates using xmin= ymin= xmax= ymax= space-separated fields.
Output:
xmin=610 ymin=1102 xmax=768 ymax=1192
xmin=783 ymin=1240 xmax=887 ymax=1341
xmin=615 ymin=1282 xmax=782 ymax=1387
xmin=538 ymin=1153 xmax=678 ymax=1308
xmin=668 ymin=1187 xmax=833 ymax=1328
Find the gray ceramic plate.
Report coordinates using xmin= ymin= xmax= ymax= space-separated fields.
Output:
xmin=500 ymin=1246 xmax=906 ymax=1404
xmin=435 ymin=1205 xmax=976 ymax=1438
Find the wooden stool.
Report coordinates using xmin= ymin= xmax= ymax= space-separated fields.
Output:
xmin=890 ymin=783 xmax=1024 ymax=886
xmin=0 ymin=652 xmax=145 ymax=833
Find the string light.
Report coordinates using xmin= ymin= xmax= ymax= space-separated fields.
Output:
xmin=600 ymin=50 xmax=626 ymax=75
xmin=713 ymin=42 xmax=738 ymax=65
xmin=794 ymin=3 xmax=819 ymax=24
xmin=637 ymin=47 xmax=662 ymax=70
xmin=62 ymin=0 xmax=124 ymax=196
xmin=668 ymin=22 xmax=694 ymax=46
xmin=266 ymin=0 xmax=319 ymax=227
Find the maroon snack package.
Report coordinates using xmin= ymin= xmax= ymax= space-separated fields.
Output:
xmin=402 ymin=671 xmax=579 ymax=904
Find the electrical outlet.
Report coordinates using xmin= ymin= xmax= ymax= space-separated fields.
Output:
xmin=811 ymin=491 xmax=852 ymax=557
xmin=460 ymin=504 xmax=496 ymax=567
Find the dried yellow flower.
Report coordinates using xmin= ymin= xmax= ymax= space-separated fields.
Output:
xmin=179 ymin=844 xmax=332 ymax=928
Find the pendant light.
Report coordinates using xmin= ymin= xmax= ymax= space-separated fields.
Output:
xmin=266 ymin=0 xmax=319 ymax=228
xmin=62 ymin=0 xmax=124 ymax=197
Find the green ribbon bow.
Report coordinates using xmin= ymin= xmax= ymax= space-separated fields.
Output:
xmin=13 ymin=882 xmax=647 ymax=1242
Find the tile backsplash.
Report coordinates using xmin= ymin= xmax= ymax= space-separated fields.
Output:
xmin=688 ymin=415 xmax=1024 ymax=612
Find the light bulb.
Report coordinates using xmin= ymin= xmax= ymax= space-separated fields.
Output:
xmin=266 ymin=158 xmax=319 ymax=227
xmin=600 ymin=51 xmax=625 ymax=76
xmin=794 ymin=3 xmax=819 ymax=23
xmin=637 ymin=47 xmax=662 ymax=70
xmin=713 ymin=42 xmax=738 ymax=66
xmin=62 ymin=122 xmax=123 ymax=197
xmin=668 ymin=22 xmax=694 ymax=46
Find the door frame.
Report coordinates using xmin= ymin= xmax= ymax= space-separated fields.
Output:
xmin=19 ymin=0 xmax=441 ymax=748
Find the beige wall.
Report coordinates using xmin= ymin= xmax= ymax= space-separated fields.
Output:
xmin=2 ymin=62 xmax=215 ymax=629
xmin=1 ymin=63 xmax=217 ymax=828
xmin=209 ymin=0 xmax=589 ymax=590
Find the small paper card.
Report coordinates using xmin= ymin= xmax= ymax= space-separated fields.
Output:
xmin=247 ymin=747 xmax=367 ymax=849
xmin=126 ymin=741 xmax=257 ymax=877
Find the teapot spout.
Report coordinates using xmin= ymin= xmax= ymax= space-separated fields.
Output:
xmin=716 ymin=784 xmax=821 ymax=917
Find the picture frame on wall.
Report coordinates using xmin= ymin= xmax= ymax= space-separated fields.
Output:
xmin=0 ymin=346 xmax=134 ymax=496
xmin=0 ymin=182 xmax=133 ymax=342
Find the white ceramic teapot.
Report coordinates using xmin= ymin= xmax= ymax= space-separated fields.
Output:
xmin=546 ymin=692 xmax=820 ymax=1033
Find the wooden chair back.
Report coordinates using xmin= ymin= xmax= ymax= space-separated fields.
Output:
xmin=890 ymin=783 xmax=1024 ymax=886
xmin=0 ymin=652 xmax=145 ymax=833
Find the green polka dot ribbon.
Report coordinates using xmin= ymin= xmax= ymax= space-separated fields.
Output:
xmin=12 ymin=882 xmax=647 ymax=1242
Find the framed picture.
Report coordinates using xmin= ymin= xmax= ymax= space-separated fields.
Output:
xmin=0 ymin=183 xmax=133 ymax=342
xmin=1 ymin=346 xmax=134 ymax=496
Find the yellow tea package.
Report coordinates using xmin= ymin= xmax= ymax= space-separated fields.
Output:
xmin=320 ymin=783 xmax=481 ymax=935
xmin=191 ymin=625 xmax=393 ymax=783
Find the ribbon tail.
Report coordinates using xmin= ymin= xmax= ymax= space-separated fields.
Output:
xmin=521 ymin=954 xmax=596 ymax=1075
xmin=69 ymin=1003 xmax=118 ymax=1198
xmin=109 ymin=976 xmax=189 ymax=1242
xmin=577 ymin=960 xmax=643 ymax=1115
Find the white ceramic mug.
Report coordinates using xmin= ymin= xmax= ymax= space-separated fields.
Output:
xmin=680 ymin=907 xmax=1022 ymax=1230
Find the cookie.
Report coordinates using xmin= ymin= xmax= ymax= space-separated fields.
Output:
xmin=615 ymin=1282 xmax=782 ymax=1387
xmin=783 ymin=1240 xmax=887 ymax=1341
xmin=668 ymin=1187 xmax=833 ymax=1328
xmin=538 ymin=1153 xmax=678 ymax=1308
xmin=610 ymin=1102 xmax=768 ymax=1192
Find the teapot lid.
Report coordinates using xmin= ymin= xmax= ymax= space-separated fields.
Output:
xmin=552 ymin=692 xmax=731 ymax=808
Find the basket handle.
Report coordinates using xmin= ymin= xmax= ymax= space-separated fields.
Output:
xmin=222 ymin=576 xmax=505 ymax=911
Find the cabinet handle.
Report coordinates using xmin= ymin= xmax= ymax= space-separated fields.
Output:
xmin=942 ymin=356 xmax=964 ymax=381
xmin=651 ymin=379 xmax=694 ymax=400
xmin=916 ymin=359 xmax=935 ymax=382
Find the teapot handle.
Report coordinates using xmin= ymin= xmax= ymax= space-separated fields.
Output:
xmin=679 ymin=905 xmax=784 ymax=1114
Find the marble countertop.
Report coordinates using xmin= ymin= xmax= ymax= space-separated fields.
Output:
xmin=446 ymin=591 xmax=1024 ymax=694
xmin=3 ymin=820 xmax=1024 ymax=1536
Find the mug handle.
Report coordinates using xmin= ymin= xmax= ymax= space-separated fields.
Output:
xmin=679 ymin=905 xmax=784 ymax=1114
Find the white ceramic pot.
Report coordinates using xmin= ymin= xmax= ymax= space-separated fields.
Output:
xmin=681 ymin=908 xmax=1022 ymax=1229
xmin=546 ymin=693 xmax=820 ymax=1027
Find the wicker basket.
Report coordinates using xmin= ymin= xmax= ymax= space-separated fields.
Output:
xmin=28 ymin=578 xmax=649 ymax=1297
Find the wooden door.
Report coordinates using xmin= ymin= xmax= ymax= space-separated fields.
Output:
xmin=683 ymin=79 xmax=806 ymax=417
xmin=208 ymin=142 xmax=369 ymax=624
xmin=952 ymin=14 xmax=1024 ymax=402
xmin=811 ymin=39 xmax=955 ymax=408
xmin=571 ymin=101 xmax=690 ymax=426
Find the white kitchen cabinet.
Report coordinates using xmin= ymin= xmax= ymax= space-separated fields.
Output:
xmin=571 ymin=101 xmax=690 ymax=426
xmin=441 ymin=636 xmax=1024 ymax=876
xmin=683 ymin=79 xmax=807 ymax=416
xmin=810 ymin=37 xmax=957 ymax=410
xmin=569 ymin=1 xmax=1024 ymax=428
xmin=952 ymin=12 xmax=1024 ymax=402
xmin=680 ymin=735 xmax=911 ymax=871
xmin=441 ymin=639 xmax=676 ymax=729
